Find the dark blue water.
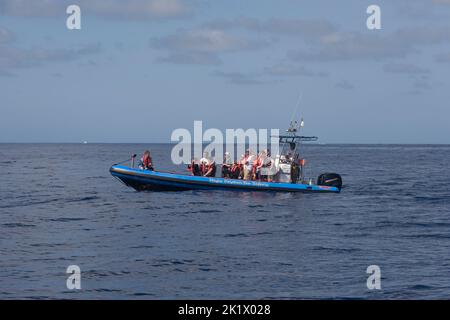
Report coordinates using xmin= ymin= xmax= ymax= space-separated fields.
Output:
xmin=1 ymin=144 xmax=450 ymax=299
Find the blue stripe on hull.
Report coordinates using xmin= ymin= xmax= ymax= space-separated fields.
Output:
xmin=113 ymin=171 xmax=215 ymax=191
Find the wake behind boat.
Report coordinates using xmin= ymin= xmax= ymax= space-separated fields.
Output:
xmin=110 ymin=120 xmax=343 ymax=194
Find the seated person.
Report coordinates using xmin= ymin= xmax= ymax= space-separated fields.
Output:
xmin=200 ymin=152 xmax=211 ymax=176
xmin=203 ymin=161 xmax=216 ymax=177
xmin=230 ymin=162 xmax=241 ymax=179
xmin=222 ymin=152 xmax=232 ymax=178
xmin=187 ymin=158 xmax=201 ymax=176
xmin=139 ymin=150 xmax=154 ymax=170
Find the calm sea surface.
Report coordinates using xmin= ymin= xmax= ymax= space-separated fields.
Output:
xmin=1 ymin=143 xmax=449 ymax=299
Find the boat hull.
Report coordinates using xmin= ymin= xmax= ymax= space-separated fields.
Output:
xmin=110 ymin=165 xmax=340 ymax=193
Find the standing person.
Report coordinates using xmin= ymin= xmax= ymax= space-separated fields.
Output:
xmin=239 ymin=153 xmax=247 ymax=179
xmin=261 ymin=149 xmax=274 ymax=182
xmin=253 ymin=151 xmax=264 ymax=180
xmin=139 ymin=150 xmax=154 ymax=171
xmin=244 ymin=150 xmax=255 ymax=181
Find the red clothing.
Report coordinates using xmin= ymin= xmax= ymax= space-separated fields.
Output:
xmin=142 ymin=155 xmax=153 ymax=169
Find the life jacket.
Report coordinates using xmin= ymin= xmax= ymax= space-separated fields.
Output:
xmin=253 ymin=157 xmax=263 ymax=173
xmin=204 ymin=162 xmax=216 ymax=177
xmin=142 ymin=155 xmax=153 ymax=169
xmin=200 ymin=158 xmax=210 ymax=175
xmin=200 ymin=163 xmax=206 ymax=175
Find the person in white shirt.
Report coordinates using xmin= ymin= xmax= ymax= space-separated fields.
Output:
xmin=244 ymin=150 xmax=255 ymax=180
xmin=200 ymin=152 xmax=211 ymax=175
xmin=261 ymin=149 xmax=275 ymax=182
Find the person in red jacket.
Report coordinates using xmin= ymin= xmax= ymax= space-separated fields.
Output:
xmin=139 ymin=150 xmax=154 ymax=171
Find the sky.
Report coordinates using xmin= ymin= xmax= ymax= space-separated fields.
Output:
xmin=0 ymin=0 xmax=449 ymax=143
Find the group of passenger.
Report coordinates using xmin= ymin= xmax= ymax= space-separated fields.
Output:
xmin=187 ymin=152 xmax=217 ymax=177
xmin=139 ymin=149 xmax=294 ymax=182
xmin=188 ymin=150 xmax=275 ymax=181
xmin=233 ymin=149 xmax=275 ymax=182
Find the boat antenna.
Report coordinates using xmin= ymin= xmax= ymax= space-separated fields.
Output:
xmin=289 ymin=92 xmax=303 ymax=131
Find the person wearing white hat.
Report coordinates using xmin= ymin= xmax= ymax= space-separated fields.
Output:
xmin=200 ymin=151 xmax=211 ymax=175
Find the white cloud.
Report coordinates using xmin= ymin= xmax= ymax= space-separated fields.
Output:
xmin=213 ymin=71 xmax=266 ymax=85
xmin=152 ymin=29 xmax=263 ymax=53
xmin=0 ymin=42 xmax=101 ymax=75
xmin=0 ymin=27 xmax=15 ymax=44
xmin=435 ymin=52 xmax=450 ymax=62
xmin=157 ymin=51 xmax=222 ymax=65
xmin=335 ymin=80 xmax=354 ymax=90
xmin=264 ymin=63 xmax=328 ymax=77
xmin=383 ymin=63 xmax=431 ymax=74
xmin=290 ymin=26 xmax=450 ymax=62
xmin=151 ymin=28 xmax=267 ymax=65
xmin=0 ymin=0 xmax=189 ymax=19
xmin=204 ymin=17 xmax=336 ymax=40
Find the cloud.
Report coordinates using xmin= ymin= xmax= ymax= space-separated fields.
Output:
xmin=263 ymin=63 xmax=328 ymax=77
xmin=81 ymin=0 xmax=189 ymax=19
xmin=413 ymin=79 xmax=432 ymax=90
xmin=152 ymin=29 xmax=261 ymax=53
xmin=390 ymin=0 xmax=450 ymax=21
xmin=204 ymin=17 xmax=336 ymax=40
xmin=335 ymin=80 xmax=354 ymax=90
xmin=290 ymin=33 xmax=409 ymax=61
xmin=407 ymin=78 xmax=434 ymax=95
xmin=157 ymin=52 xmax=221 ymax=65
xmin=289 ymin=25 xmax=450 ymax=62
xmin=435 ymin=52 xmax=450 ymax=62
xmin=213 ymin=71 xmax=266 ymax=85
xmin=394 ymin=26 xmax=450 ymax=46
xmin=0 ymin=27 xmax=15 ymax=44
xmin=383 ymin=63 xmax=431 ymax=74
xmin=0 ymin=69 xmax=14 ymax=77
xmin=0 ymin=0 xmax=189 ymax=19
xmin=0 ymin=0 xmax=62 ymax=17
xmin=202 ymin=16 xmax=450 ymax=64
xmin=212 ymin=62 xmax=327 ymax=85
xmin=151 ymin=28 xmax=267 ymax=65
xmin=0 ymin=42 xmax=101 ymax=75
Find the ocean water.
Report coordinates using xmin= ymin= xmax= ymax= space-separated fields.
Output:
xmin=1 ymin=143 xmax=449 ymax=299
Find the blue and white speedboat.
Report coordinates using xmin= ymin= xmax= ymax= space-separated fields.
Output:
xmin=110 ymin=120 xmax=343 ymax=193
xmin=110 ymin=165 xmax=341 ymax=193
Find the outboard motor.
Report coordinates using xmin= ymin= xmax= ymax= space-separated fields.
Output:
xmin=317 ymin=173 xmax=342 ymax=190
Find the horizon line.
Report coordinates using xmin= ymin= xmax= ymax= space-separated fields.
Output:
xmin=0 ymin=142 xmax=450 ymax=145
